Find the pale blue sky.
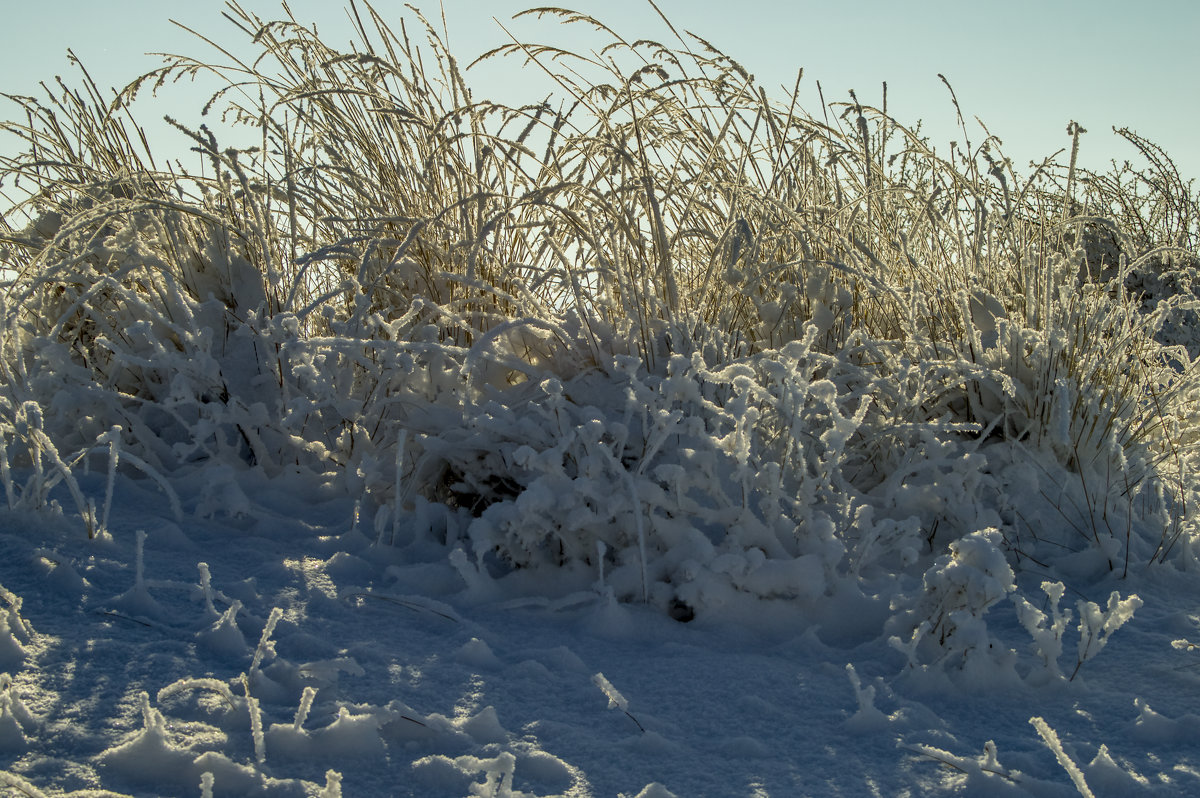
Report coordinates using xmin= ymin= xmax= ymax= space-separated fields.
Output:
xmin=2 ymin=1 xmax=1197 ymax=180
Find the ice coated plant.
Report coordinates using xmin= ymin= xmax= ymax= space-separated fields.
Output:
xmin=1030 ymin=716 xmax=1095 ymax=798
xmin=1012 ymin=581 xmax=1073 ymax=682
xmin=433 ymin=336 xmax=862 ymax=608
xmin=1013 ymin=581 xmax=1143 ymax=682
xmin=0 ymin=1 xmax=1196 ymax=627
xmin=592 ymin=672 xmax=644 ymax=733
xmin=1071 ymin=590 xmax=1143 ymax=680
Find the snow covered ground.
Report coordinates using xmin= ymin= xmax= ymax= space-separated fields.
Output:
xmin=2 ymin=464 xmax=1199 ymax=798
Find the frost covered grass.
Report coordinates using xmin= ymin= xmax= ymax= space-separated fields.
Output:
xmin=0 ymin=2 xmax=1199 ymax=795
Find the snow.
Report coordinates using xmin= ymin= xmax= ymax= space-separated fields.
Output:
xmin=0 ymin=467 xmax=1198 ymax=797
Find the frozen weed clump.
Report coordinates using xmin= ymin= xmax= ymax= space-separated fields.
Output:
xmin=431 ymin=336 xmax=865 ymax=611
xmin=0 ymin=1 xmax=1195 ymax=636
xmin=889 ymin=528 xmax=1018 ymax=678
xmin=1071 ymin=590 xmax=1142 ymax=680
xmin=1012 ymin=581 xmax=1073 ymax=683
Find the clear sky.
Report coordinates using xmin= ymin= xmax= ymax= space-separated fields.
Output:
xmin=1 ymin=0 xmax=1197 ymax=182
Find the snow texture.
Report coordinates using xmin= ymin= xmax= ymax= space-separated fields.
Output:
xmin=0 ymin=465 xmax=1194 ymax=796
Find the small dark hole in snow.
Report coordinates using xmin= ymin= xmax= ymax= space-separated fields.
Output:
xmin=669 ymin=598 xmax=694 ymax=623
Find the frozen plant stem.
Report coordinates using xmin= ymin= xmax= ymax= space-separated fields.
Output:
xmin=250 ymin=607 xmax=283 ymax=675
xmin=196 ymin=563 xmax=218 ymax=618
xmin=156 ymin=677 xmax=238 ymax=710
xmin=593 ymin=672 xmax=645 ymax=733
xmin=622 ymin=470 xmax=648 ymax=603
xmin=294 ymin=685 xmax=317 ymax=731
xmin=390 ymin=429 xmax=407 ymax=547
xmin=102 ymin=426 xmax=120 ymax=537
xmin=1030 ymin=716 xmax=1094 ymax=798
xmin=248 ymin=694 xmax=266 ymax=764
xmin=20 ymin=404 xmax=90 ymax=530
xmin=85 ymin=498 xmax=98 ymax=540
xmin=0 ymin=770 xmax=50 ymax=798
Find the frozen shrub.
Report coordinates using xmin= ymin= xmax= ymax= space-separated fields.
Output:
xmin=890 ymin=528 xmax=1016 ymax=673
xmin=418 ymin=334 xmax=876 ymax=612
